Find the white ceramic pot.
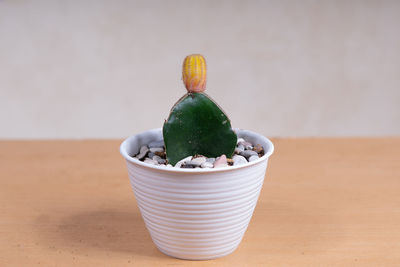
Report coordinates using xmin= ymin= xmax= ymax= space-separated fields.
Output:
xmin=120 ymin=128 xmax=274 ymax=260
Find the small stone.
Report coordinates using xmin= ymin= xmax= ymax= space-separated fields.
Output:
xmin=200 ymin=162 xmax=214 ymax=168
xmin=237 ymin=138 xmax=245 ymax=144
xmin=206 ymin=157 xmax=215 ymax=163
xmin=253 ymin=144 xmax=264 ymax=154
xmin=147 ymin=152 xmax=155 ymax=159
xmin=150 ymin=147 xmax=164 ymax=153
xmin=233 ymin=155 xmax=247 ymax=166
xmin=241 ymin=141 xmax=253 ymax=150
xmin=175 ymin=156 xmax=193 ymax=168
xmin=153 ymin=155 xmax=167 ymax=164
xmin=140 ymin=145 xmax=149 ymax=153
xmin=166 ymin=164 xmax=173 ymax=168
xmin=144 ymin=158 xmax=158 ymax=165
xmin=214 ymin=163 xmax=228 ymax=168
xmin=148 ymin=140 xmax=164 ymax=148
xmin=240 ymin=150 xmax=258 ymax=158
xmin=136 ymin=146 xmax=149 ymax=160
xmin=214 ymin=155 xmax=228 ymax=168
xmin=181 ymin=164 xmax=195 ymax=168
xmin=249 ymin=155 xmax=259 ymax=162
xmin=189 ymin=156 xmax=207 ymax=167
xmin=234 ymin=145 xmax=244 ymax=154
xmin=154 ymin=151 xmax=166 ymax=158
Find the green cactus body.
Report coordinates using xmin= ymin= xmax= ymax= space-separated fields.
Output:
xmin=163 ymin=92 xmax=237 ymax=165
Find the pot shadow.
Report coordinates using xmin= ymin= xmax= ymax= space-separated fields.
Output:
xmin=244 ymin=199 xmax=345 ymax=256
xmin=35 ymin=208 xmax=165 ymax=258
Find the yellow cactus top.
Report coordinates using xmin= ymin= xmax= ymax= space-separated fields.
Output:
xmin=182 ymin=54 xmax=207 ymax=93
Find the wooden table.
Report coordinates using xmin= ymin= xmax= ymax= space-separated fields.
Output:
xmin=1 ymin=138 xmax=399 ymax=266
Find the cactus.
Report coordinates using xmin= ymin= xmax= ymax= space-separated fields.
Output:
xmin=163 ymin=54 xmax=237 ymax=165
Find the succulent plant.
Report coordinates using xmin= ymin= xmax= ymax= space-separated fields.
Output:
xmin=163 ymin=54 xmax=237 ymax=165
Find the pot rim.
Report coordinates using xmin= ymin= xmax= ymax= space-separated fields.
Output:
xmin=120 ymin=128 xmax=274 ymax=173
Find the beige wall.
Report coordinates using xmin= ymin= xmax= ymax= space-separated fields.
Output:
xmin=0 ymin=0 xmax=399 ymax=138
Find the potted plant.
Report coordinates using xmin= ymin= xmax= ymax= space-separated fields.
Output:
xmin=120 ymin=54 xmax=274 ymax=260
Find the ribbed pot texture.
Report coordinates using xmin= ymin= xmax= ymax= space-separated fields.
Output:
xmin=120 ymin=128 xmax=274 ymax=260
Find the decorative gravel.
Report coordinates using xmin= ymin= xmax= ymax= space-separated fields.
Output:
xmin=132 ymin=138 xmax=264 ymax=168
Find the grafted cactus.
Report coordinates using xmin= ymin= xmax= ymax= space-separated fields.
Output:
xmin=163 ymin=54 xmax=237 ymax=165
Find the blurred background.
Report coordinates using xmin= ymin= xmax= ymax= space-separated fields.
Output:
xmin=0 ymin=0 xmax=399 ymax=139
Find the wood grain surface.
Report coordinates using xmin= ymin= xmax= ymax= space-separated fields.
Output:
xmin=1 ymin=138 xmax=399 ymax=266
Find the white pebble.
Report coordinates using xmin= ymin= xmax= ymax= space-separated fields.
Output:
xmin=175 ymin=156 xmax=193 ymax=168
xmin=190 ymin=156 xmax=207 ymax=167
xmin=153 ymin=155 xmax=167 ymax=164
xmin=237 ymin=138 xmax=245 ymax=144
xmin=249 ymin=155 xmax=259 ymax=162
xmin=214 ymin=155 xmax=228 ymax=168
xmin=206 ymin=157 xmax=216 ymax=163
xmin=144 ymin=158 xmax=158 ymax=165
xmin=240 ymin=141 xmax=253 ymax=150
xmin=235 ymin=145 xmax=244 ymax=154
xmin=215 ymin=163 xmax=228 ymax=168
xmin=240 ymin=150 xmax=258 ymax=158
xmin=200 ymin=162 xmax=214 ymax=168
xmin=136 ymin=146 xmax=149 ymax=160
xmin=233 ymin=155 xmax=248 ymax=166
xmin=140 ymin=145 xmax=149 ymax=153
